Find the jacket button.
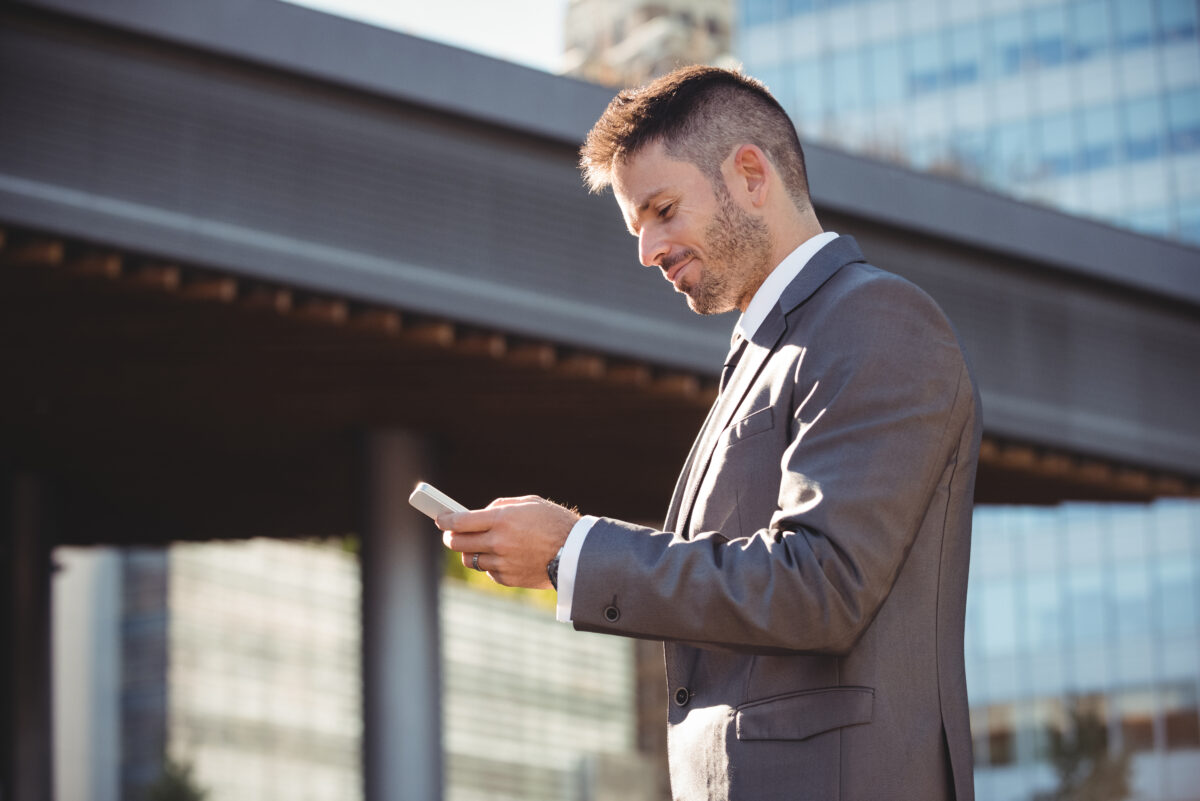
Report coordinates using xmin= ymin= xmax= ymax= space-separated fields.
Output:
xmin=674 ymin=687 xmax=691 ymax=707
xmin=603 ymin=605 xmax=620 ymax=622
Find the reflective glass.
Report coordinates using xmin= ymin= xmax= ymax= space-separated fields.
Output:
xmin=790 ymin=58 xmax=825 ymax=134
xmin=1157 ymin=558 xmax=1198 ymax=633
xmin=909 ymin=30 xmax=945 ymax=95
xmin=981 ymin=579 xmax=1020 ymax=655
xmin=868 ymin=40 xmax=906 ymax=105
xmin=1039 ymin=112 xmax=1077 ymax=175
xmin=1164 ymin=682 xmax=1200 ymax=749
xmin=1124 ymin=95 xmax=1166 ymax=160
xmin=1031 ymin=4 xmax=1068 ymax=67
xmin=1026 ymin=573 xmax=1064 ymax=650
xmin=994 ymin=120 xmax=1035 ymax=183
xmin=1179 ymin=198 xmax=1200 ymax=243
xmin=1167 ymin=88 xmax=1200 ymax=153
xmin=1071 ymin=0 xmax=1114 ymax=60
xmin=991 ymin=13 xmax=1027 ymax=76
xmin=1160 ymin=0 xmax=1200 ymax=42
xmin=1114 ymin=562 xmax=1152 ymax=640
xmin=1114 ymin=0 xmax=1157 ymax=49
xmin=832 ymin=49 xmax=866 ymax=112
xmin=949 ymin=23 xmax=985 ymax=86
xmin=1079 ymin=104 xmax=1120 ymax=170
xmin=1068 ymin=569 xmax=1106 ymax=645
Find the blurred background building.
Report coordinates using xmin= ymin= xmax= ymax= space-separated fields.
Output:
xmin=3 ymin=2 xmax=1198 ymax=801
xmin=562 ymin=0 xmax=734 ymax=87
xmin=737 ymin=0 xmax=1200 ymax=250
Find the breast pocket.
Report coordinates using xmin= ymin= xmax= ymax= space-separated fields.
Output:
xmin=726 ymin=406 xmax=774 ymax=446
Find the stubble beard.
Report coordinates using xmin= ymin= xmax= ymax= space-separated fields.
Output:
xmin=680 ymin=192 xmax=774 ymax=316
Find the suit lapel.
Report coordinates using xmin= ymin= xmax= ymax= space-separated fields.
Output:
xmin=672 ymin=236 xmax=868 ymax=537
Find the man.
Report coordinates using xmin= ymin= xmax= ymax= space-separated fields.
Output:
xmin=440 ymin=66 xmax=981 ymax=800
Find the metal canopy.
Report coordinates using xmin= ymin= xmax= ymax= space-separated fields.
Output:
xmin=1 ymin=0 xmax=1199 ymax=532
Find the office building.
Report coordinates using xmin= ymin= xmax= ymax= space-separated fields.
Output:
xmin=737 ymin=0 xmax=1200 ymax=244
xmin=563 ymin=0 xmax=734 ymax=87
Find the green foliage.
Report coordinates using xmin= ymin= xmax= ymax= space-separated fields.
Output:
xmin=143 ymin=757 xmax=208 ymax=801
xmin=1035 ymin=697 xmax=1132 ymax=801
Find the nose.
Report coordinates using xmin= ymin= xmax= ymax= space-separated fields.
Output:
xmin=638 ymin=225 xmax=669 ymax=269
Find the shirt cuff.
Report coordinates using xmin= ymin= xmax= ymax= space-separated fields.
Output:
xmin=555 ymin=514 xmax=597 ymax=623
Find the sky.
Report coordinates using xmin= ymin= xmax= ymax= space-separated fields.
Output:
xmin=284 ymin=0 xmax=569 ymax=74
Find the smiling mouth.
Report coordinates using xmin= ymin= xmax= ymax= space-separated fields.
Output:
xmin=662 ymin=251 xmax=696 ymax=286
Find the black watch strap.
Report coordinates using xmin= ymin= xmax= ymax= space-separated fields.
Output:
xmin=547 ymin=545 xmax=564 ymax=590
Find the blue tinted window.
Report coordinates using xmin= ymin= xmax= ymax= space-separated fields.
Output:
xmin=1031 ymin=4 xmax=1068 ymax=67
xmin=742 ymin=0 xmax=778 ymax=25
xmin=1079 ymin=104 xmax=1121 ymax=169
xmin=1071 ymin=0 xmax=1113 ymax=59
xmin=1114 ymin=0 xmax=1156 ymax=49
xmin=994 ymin=121 xmax=1035 ymax=183
xmin=1026 ymin=574 xmax=1064 ymax=649
xmin=1167 ymin=88 xmax=1200 ymax=153
xmin=991 ymin=13 xmax=1028 ymax=76
xmin=909 ymin=31 xmax=945 ymax=94
xmin=981 ymin=580 xmax=1020 ymax=655
xmin=1178 ymin=200 xmax=1200 ymax=244
xmin=1069 ymin=570 xmax=1106 ymax=644
xmin=1159 ymin=0 xmax=1200 ymax=42
xmin=949 ymin=23 xmax=985 ymax=86
xmin=869 ymin=41 xmax=906 ymax=105
xmin=1124 ymin=96 xmax=1166 ymax=160
xmin=1039 ymin=113 xmax=1077 ymax=175
xmin=790 ymin=58 xmax=824 ymax=133
xmin=788 ymin=0 xmax=816 ymax=14
xmin=832 ymin=49 xmax=866 ymax=112
xmin=1157 ymin=559 xmax=1198 ymax=633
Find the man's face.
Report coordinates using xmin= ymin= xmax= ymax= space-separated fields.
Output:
xmin=612 ymin=142 xmax=772 ymax=315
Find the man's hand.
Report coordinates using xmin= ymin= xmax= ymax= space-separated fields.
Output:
xmin=438 ymin=495 xmax=580 ymax=589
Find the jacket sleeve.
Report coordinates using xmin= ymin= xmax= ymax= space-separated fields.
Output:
xmin=569 ymin=271 xmax=979 ymax=654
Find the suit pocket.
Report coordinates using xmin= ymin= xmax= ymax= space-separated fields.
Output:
xmin=735 ymin=686 xmax=874 ymax=741
xmin=727 ymin=406 xmax=774 ymax=445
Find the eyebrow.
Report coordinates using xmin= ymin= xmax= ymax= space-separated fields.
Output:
xmin=625 ymin=187 xmax=668 ymax=235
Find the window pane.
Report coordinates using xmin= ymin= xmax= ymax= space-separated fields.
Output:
xmin=1114 ymin=0 xmax=1156 ymax=49
xmin=1124 ymin=95 xmax=1166 ymax=160
xmin=1167 ymin=88 xmax=1200 ymax=154
xmin=992 ymin=13 xmax=1027 ymax=76
xmin=1159 ymin=0 xmax=1200 ymax=42
xmin=1071 ymin=0 xmax=1113 ymax=59
xmin=1031 ymin=4 xmax=1068 ymax=67
xmin=831 ymin=49 xmax=865 ymax=112
xmin=869 ymin=40 xmax=906 ymax=105
xmin=1079 ymin=104 xmax=1120 ymax=170
xmin=949 ymin=23 xmax=984 ymax=86
xmin=909 ymin=31 xmax=945 ymax=95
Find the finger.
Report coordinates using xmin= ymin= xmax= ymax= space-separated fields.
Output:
xmin=437 ymin=507 xmax=500 ymax=532
xmin=442 ymin=530 xmax=489 ymax=554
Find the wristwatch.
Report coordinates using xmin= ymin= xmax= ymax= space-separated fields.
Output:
xmin=547 ymin=545 xmax=564 ymax=590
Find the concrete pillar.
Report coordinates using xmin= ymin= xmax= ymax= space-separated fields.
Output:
xmin=2 ymin=474 xmax=54 ymax=801
xmin=362 ymin=431 xmax=443 ymax=801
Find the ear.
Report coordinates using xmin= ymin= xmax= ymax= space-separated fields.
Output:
xmin=729 ymin=144 xmax=770 ymax=207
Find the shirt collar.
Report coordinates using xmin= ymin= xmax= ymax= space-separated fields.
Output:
xmin=734 ymin=231 xmax=839 ymax=343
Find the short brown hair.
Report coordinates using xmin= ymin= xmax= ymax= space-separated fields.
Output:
xmin=580 ymin=65 xmax=811 ymax=210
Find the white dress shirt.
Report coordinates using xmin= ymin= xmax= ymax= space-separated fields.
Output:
xmin=556 ymin=231 xmax=840 ymax=622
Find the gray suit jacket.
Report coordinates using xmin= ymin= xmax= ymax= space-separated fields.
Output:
xmin=572 ymin=237 xmax=981 ymax=800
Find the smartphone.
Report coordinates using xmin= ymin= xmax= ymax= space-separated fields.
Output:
xmin=408 ymin=481 xmax=468 ymax=521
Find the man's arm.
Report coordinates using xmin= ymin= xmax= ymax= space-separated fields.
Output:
xmin=569 ymin=272 xmax=979 ymax=653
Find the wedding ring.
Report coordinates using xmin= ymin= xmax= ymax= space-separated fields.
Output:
xmin=472 ymin=552 xmax=481 ymax=571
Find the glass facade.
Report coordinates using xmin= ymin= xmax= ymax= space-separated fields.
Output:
xmin=164 ymin=539 xmax=363 ymax=801
xmin=440 ymin=581 xmax=652 ymax=801
xmin=737 ymin=0 xmax=1200 ymax=245
xmin=968 ymin=501 xmax=1200 ymax=800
